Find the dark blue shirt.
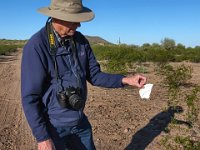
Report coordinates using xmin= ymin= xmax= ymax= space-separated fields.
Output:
xmin=21 ymin=26 xmax=124 ymax=142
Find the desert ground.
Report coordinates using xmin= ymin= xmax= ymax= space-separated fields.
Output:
xmin=0 ymin=50 xmax=199 ymax=150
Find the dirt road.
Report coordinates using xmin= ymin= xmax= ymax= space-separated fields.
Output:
xmin=0 ymin=51 xmax=37 ymax=150
xmin=0 ymin=50 xmax=199 ymax=150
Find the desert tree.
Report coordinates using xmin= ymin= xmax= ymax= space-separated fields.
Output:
xmin=161 ymin=38 xmax=176 ymax=51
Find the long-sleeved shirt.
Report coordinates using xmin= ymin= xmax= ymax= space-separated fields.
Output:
xmin=21 ymin=26 xmax=124 ymax=142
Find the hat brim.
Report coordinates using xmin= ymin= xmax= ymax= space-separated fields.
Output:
xmin=37 ymin=7 xmax=94 ymax=22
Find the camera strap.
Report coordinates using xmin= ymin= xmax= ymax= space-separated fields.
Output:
xmin=46 ymin=18 xmax=59 ymax=82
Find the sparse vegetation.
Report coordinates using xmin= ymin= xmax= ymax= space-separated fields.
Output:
xmin=157 ymin=64 xmax=200 ymax=149
xmin=92 ymin=43 xmax=200 ymax=74
xmin=158 ymin=64 xmax=192 ymax=106
xmin=0 ymin=39 xmax=26 ymax=55
xmin=0 ymin=45 xmax=18 ymax=55
xmin=92 ymin=39 xmax=200 ymax=149
xmin=185 ymin=86 xmax=200 ymax=124
xmin=174 ymin=136 xmax=200 ymax=150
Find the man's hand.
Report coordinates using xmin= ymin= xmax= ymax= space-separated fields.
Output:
xmin=122 ymin=74 xmax=147 ymax=88
xmin=38 ymin=139 xmax=55 ymax=150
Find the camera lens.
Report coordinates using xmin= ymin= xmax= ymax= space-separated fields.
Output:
xmin=68 ymin=94 xmax=84 ymax=110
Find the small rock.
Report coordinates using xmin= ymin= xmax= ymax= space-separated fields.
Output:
xmin=124 ymin=128 xmax=131 ymax=133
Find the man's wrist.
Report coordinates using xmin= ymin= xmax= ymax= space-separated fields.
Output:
xmin=122 ymin=76 xmax=128 ymax=85
xmin=38 ymin=139 xmax=55 ymax=150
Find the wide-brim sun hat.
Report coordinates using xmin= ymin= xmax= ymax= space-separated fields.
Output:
xmin=37 ymin=0 xmax=95 ymax=22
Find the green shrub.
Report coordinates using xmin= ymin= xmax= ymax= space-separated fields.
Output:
xmin=92 ymin=44 xmax=200 ymax=73
xmin=185 ymin=86 xmax=200 ymax=124
xmin=0 ymin=45 xmax=18 ymax=55
xmin=160 ymin=64 xmax=192 ymax=106
xmin=175 ymin=136 xmax=200 ymax=150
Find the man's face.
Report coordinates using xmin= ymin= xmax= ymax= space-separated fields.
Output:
xmin=52 ymin=18 xmax=81 ymax=37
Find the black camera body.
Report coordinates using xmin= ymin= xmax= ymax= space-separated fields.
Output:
xmin=57 ymin=87 xmax=85 ymax=111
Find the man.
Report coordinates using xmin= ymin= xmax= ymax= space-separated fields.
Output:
xmin=21 ymin=0 xmax=147 ymax=149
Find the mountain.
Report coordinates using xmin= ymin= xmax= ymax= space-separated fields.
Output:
xmin=85 ymin=35 xmax=111 ymax=45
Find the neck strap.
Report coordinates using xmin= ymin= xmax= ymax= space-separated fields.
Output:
xmin=46 ymin=18 xmax=57 ymax=55
xmin=46 ymin=18 xmax=81 ymax=89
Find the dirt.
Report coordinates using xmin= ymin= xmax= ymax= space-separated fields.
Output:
xmin=0 ymin=50 xmax=199 ymax=150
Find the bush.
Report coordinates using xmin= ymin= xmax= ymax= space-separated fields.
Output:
xmin=175 ymin=136 xmax=200 ymax=150
xmin=0 ymin=45 xmax=18 ymax=55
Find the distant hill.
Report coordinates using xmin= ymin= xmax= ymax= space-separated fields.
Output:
xmin=85 ymin=35 xmax=111 ymax=45
xmin=0 ymin=35 xmax=111 ymax=46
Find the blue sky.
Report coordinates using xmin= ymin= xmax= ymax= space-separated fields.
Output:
xmin=0 ymin=0 xmax=199 ymax=47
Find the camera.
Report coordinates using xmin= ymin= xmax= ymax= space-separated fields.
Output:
xmin=57 ymin=87 xmax=85 ymax=110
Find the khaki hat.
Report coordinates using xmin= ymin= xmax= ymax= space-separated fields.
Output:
xmin=37 ymin=0 xmax=95 ymax=22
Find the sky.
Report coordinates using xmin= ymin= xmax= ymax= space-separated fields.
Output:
xmin=0 ymin=0 xmax=199 ymax=47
